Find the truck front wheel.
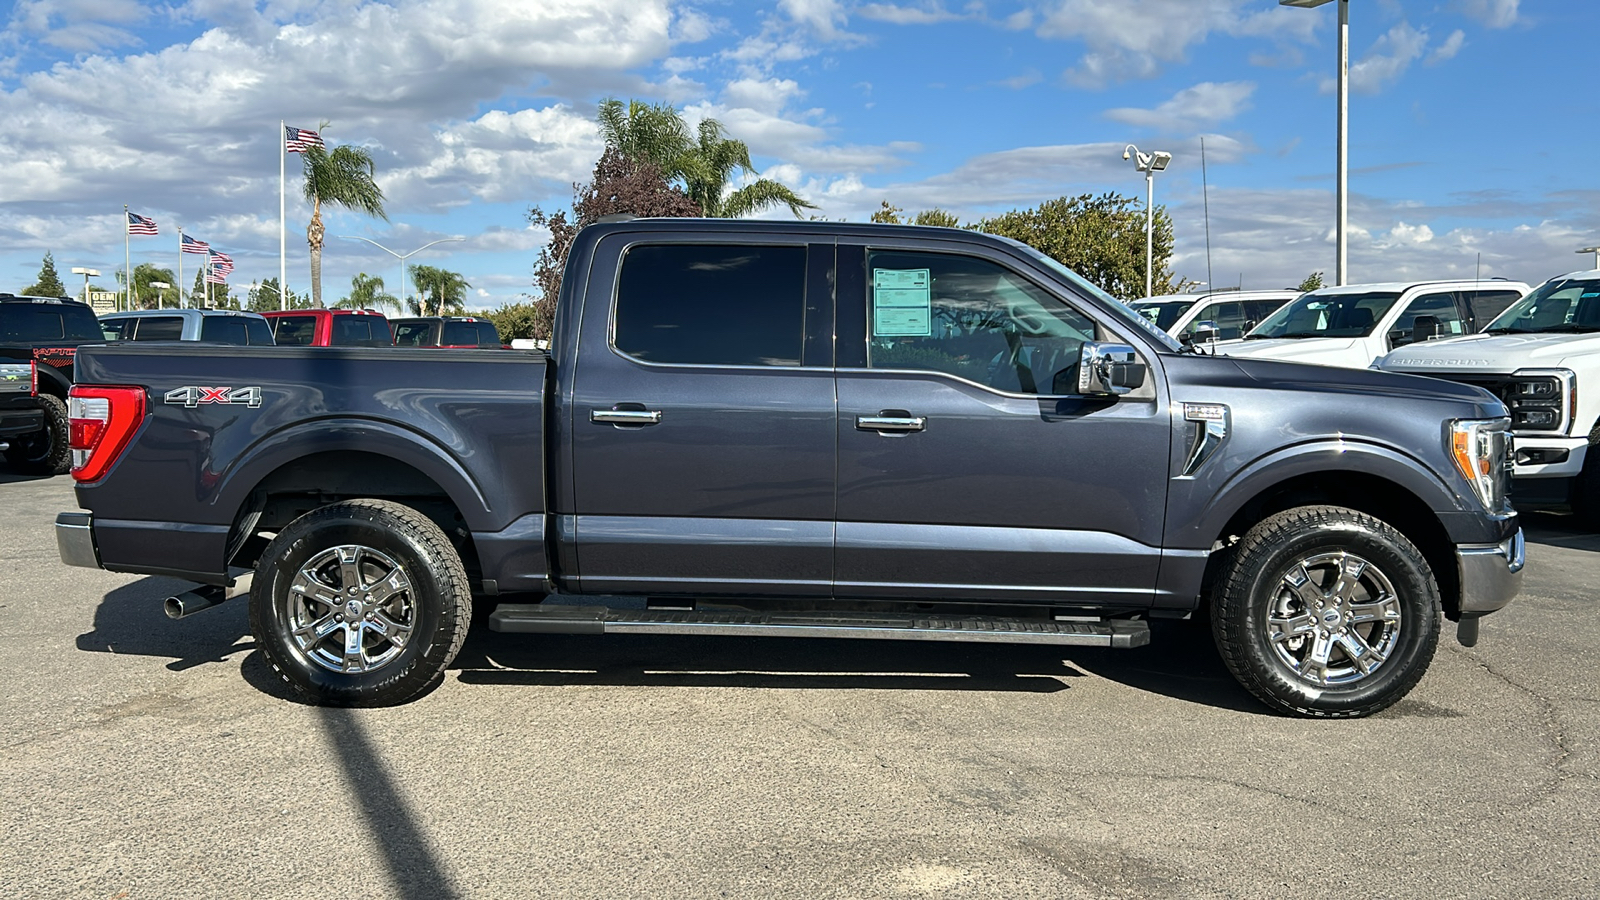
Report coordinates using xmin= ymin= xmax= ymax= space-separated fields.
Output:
xmin=4 ymin=394 xmax=71 ymax=475
xmin=249 ymin=499 xmax=471 ymax=706
xmin=1212 ymin=505 xmax=1440 ymax=718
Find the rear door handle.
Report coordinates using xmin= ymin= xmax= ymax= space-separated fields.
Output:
xmin=591 ymin=408 xmax=662 ymax=426
xmin=856 ymin=415 xmax=925 ymax=433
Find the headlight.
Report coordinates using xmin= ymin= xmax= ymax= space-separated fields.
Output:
xmin=1448 ymin=418 xmax=1513 ymax=514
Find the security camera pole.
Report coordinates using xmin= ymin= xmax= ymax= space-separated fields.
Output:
xmin=1123 ymin=144 xmax=1173 ymax=299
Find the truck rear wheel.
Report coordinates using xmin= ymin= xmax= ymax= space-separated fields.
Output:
xmin=249 ymin=499 xmax=471 ymax=706
xmin=4 ymin=394 xmax=71 ymax=475
xmin=1212 ymin=505 xmax=1440 ymax=718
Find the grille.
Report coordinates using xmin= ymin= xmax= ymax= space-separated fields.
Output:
xmin=1422 ymin=372 xmax=1567 ymax=433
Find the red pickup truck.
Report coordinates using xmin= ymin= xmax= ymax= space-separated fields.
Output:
xmin=262 ymin=309 xmax=393 ymax=347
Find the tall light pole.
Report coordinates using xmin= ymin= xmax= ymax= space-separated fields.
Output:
xmin=70 ymin=267 xmax=100 ymax=307
xmin=1579 ymin=247 xmax=1600 ymax=270
xmin=249 ymin=280 xmax=281 ymax=310
xmin=149 ymin=281 xmax=171 ymax=309
xmin=1282 ymin=0 xmax=1349 ymax=286
xmin=338 ymin=236 xmax=465 ymax=315
xmin=1122 ymin=145 xmax=1172 ymax=299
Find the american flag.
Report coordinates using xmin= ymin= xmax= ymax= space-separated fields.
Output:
xmin=205 ymin=271 xmax=229 ymax=285
xmin=126 ymin=212 xmax=158 ymax=236
xmin=181 ymin=234 xmax=210 ymax=254
xmin=209 ymin=251 xmax=235 ymax=275
xmin=285 ymin=126 xmax=324 ymax=153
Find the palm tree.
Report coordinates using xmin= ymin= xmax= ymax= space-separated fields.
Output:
xmin=302 ymin=130 xmax=387 ymax=307
xmin=408 ymin=265 xmax=469 ymax=317
xmin=336 ymin=272 xmax=400 ymax=313
xmin=130 ymin=262 xmax=177 ymax=309
xmin=596 ymin=98 xmax=814 ymax=219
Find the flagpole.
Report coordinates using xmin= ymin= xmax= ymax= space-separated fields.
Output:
xmin=124 ymin=204 xmax=131 ymax=311
xmin=177 ymin=227 xmax=184 ymax=309
xmin=280 ymin=120 xmax=287 ymax=311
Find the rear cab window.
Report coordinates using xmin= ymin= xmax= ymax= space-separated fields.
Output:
xmin=200 ymin=317 xmax=249 ymax=344
xmin=244 ymin=317 xmax=275 ymax=345
xmin=393 ymin=322 xmax=432 ymax=347
xmin=132 ymin=316 xmax=184 ymax=341
xmin=273 ymin=315 xmax=318 ymax=345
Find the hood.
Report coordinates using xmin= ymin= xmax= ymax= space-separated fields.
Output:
xmin=1221 ymin=355 xmax=1503 ymax=409
xmin=1379 ymin=331 xmax=1600 ymax=371
xmin=1213 ymin=336 xmax=1368 ymax=368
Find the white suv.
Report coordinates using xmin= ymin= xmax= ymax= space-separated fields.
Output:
xmin=1215 ymin=280 xmax=1530 ymax=370
xmin=1378 ymin=270 xmax=1600 ymax=526
xmin=1130 ymin=289 xmax=1300 ymax=343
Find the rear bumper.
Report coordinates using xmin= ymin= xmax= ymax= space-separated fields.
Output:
xmin=1457 ymin=528 xmax=1525 ymax=616
xmin=0 ymin=409 xmax=43 ymax=438
xmin=56 ymin=511 xmax=100 ymax=569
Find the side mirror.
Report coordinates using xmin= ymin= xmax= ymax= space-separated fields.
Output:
xmin=1073 ymin=342 xmax=1146 ymax=396
xmin=1183 ymin=321 xmax=1220 ymax=345
xmin=1410 ymin=314 xmax=1442 ymax=345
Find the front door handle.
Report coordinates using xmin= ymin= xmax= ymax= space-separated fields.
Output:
xmin=856 ymin=414 xmax=925 ymax=433
xmin=591 ymin=408 xmax=662 ymax=426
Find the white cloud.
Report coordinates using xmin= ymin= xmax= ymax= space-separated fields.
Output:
xmin=778 ymin=0 xmax=851 ymax=40
xmin=6 ymin=0 xmax=149 ymax=52
xmin=1452 ymin=0 xmax=1520 ymax=29
xmin=1428 ymin=30 xmax=1466 ymax=64
xmin=857 ymin=2 xmax=967 ymax=25
xmin=1322 ymin=22 xmax=1429 ymax=95
xmin=1105 ymin=81 xmax=1256 ymax=131
xmin=1377 ymin=221 xmax=1436 ymax=248
xmin=722 ymin=77 xmax=806 ymax=116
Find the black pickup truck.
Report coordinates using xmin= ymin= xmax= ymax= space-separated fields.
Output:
xmin=56 ymin=220 xmax=1524 ymax=717
xmin=1 ymin=294 xmax=104 ymax=474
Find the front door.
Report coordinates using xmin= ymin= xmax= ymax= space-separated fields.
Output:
xmin=833 ymin=243 xmax=1171 ymax=606
xmin=567 ymin=236 xmax=837 ymax=596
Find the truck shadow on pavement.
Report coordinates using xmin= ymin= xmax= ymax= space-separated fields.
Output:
xmin=1521 ymin=509 xmax=1600 ymax=552
xmin=76 ymin=575 xmax=259 ymax=673
xmin=452 ymin=618 xmax=1268 ymax=714
xmin=0 ymin=468 xmax=55 ymax=485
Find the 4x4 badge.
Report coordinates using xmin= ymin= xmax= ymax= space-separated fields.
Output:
xmin=163 ymin=386 xmax=263 ymax=408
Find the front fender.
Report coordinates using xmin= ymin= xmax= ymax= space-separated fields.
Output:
xmin=1168 ymin=438 xmax=1495 ymax=550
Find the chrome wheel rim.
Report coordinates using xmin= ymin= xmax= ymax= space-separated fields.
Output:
xmin=1265 ymin=551 xmax=1403 ymax=687
xmin=283 ymin=544 xmax=415 ymax=674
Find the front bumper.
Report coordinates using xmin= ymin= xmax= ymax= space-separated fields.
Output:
xmin=1510 ymin=435 xmax=1588 ymax=479
xmin=56 ymin=512 xmax=101 ymax=570
xmin=1456 ymin=528 xmax=1525 ymax=616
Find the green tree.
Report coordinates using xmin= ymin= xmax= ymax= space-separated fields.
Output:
xmin=185 ymin=269 xmax=234 ymax=309
xmin=127 ymin=263 xmax=177 ymax=309
xmin=301 ymin=127 xmax=388 ymax=307
xmin=246 ymin=277 xmax=311 ymax=312
xmin=1296 ymin=271 xmax=1325 ymax=292
xmin=870 ymin=200 xmax=903 ymax=224
xmin=868 ymin=201 xmax=960 ymax=228
xmin=336 ymin=272 xmax=400 ymax=313
xmin=408 ymin=265 xmax=469 ymax=317
xmin=976 ymin=193 xmax=1184 ymax=301
xmin=23 ymin=251 xmax=67 ymax=297
xmin=597 ymin=98 xmax=814 ymax=218
xmin=484 ymin=301 xmax=541 ymax=342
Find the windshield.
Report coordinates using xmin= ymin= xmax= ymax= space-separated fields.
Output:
xmin=1485 ymin=279 xmax=1600 ymax=333
xmin=1000 ymin=238 xmax=1184 ymax=351
xmin=1247 ymin=290 xmax=1402 ymax=339
xmin=1130 ymin=300 xmax=1195 ymax=331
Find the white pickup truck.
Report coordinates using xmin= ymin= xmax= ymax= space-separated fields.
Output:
xmin=1379 ymin=269 xmax=1600 ymax=527
xmin=1215 ymin=280 xmax=1530 ymax=370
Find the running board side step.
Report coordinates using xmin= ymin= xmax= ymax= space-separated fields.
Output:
xmin=487 ymin=605 xmax=1150 ymax=648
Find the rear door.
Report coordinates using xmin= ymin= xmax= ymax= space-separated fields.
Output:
xmin=833 ymin=240 xmax=1171 ymax=605
xmin=566 ymin=233 xmax=837 ymax=596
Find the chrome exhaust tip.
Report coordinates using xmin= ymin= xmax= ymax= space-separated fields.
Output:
xmin=164 ymin=585 xmax=228 ymax=620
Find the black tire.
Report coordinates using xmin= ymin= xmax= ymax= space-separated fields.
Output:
xmin=249 ymin=499 xmax=471 ymax=706
xmin=4 ymin=394 xmax=71 ymax=475
xmin=1571 ymin=423 xmax=1600 ymax=532
xmin=1211 ymin=505 xmax=1441 ymax=718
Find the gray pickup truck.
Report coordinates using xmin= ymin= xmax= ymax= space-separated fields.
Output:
xmin=56 ymin=220 xmax=1523 ymax=717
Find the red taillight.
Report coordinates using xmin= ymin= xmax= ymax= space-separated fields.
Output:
xmin=68 ymin=385 xmax=146 ymax=483
xmin=30 ymin=360 xmax=38 ymax=396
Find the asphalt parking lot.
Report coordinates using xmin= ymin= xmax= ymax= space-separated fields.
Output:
xmin=3 ymin=471 xmax=1597 ymax=899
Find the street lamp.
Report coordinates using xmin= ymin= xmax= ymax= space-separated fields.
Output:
xmin=1122 ymin=145 xmax=1172 ymax=299
xmin=1580 ymin=247 xmax=1600 ymax=270
xmin=338 ymin=235 xmax=465 ymax=315
xmin=149 ymin=281 xmax=171 ymax=309
xmin=1281 ymin=0 xmax=1349 ymax=286
xmin=70 ymin=267 xmax=100 ymax=308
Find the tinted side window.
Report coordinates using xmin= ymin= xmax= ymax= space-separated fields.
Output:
xmin=369 ymin=319 xmax=392 ymax=344
xmin=273 ymin=316 xmax=317 ymax=345
xmin=1188 ymin=300 xmax=1247 ymax=340
xmin=1393 ymin=292 xmax=1464 ymax=342
xmin=393 ymin=322 xmax=431 ymax=347
xmin=245 ymin=318 xmax=275 ymax=345
xmin=100 ymin=318 xmax=133 ymax=340
xmin=200 ymin=317 xmax=249 ymax=344
xmin=615 ymin=244 xmax=807 ymax=367
xmin=865 ymin=250 xmax=1095 ymax=395
xmin=1466 ymin=290 xmax=1522 ymax=327
xmin=1245 ymin=299 xmax=1286 ymax=328
xmin=331 ymin=316 xmax=373 ymax=345
xmin=441 ymin=321 xmax=478 ymax=346
xmin=132 ymin=317 xmax=184 ymax=341
xmin=477 ymin=322 xmax=501 ymax=346
xmin=63 ymin=306 xmax=102 ymax=340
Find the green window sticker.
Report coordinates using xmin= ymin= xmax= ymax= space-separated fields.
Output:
xmin=873 ymin=267 xmax=931 ymax=336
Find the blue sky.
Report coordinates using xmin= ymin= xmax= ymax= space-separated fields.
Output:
xmin=1 ymin=0 xmax=1592 ymax=309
